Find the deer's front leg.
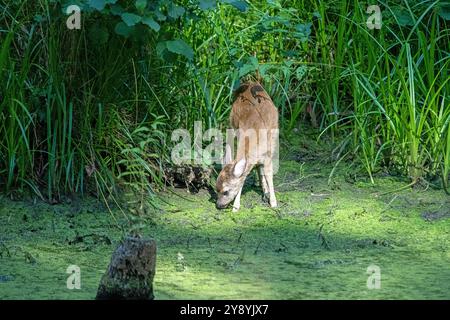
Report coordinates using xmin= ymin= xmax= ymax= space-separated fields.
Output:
xmin=232 ymin=185 xmax=243 ymax=212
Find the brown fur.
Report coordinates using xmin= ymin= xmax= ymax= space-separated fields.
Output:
xmin=216 ymin=81 xmax=279 ymax=210
xmin=230 ymin=81 xmax=278 ymax=163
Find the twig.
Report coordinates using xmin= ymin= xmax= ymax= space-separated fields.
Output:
xmin=254 ymin=241 xmax=262 ymax=255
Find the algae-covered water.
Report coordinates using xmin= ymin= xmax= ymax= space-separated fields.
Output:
xmin=1 ymin=134 xmax=449 ymax=299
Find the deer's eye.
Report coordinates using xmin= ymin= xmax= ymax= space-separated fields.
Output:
xmin=223 ymin=191 xmax=229 ymax=196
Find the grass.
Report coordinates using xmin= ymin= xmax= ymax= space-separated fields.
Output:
xmin=0 ymin=0 xmax=448 ymax=301
xmin=0 ymin=133 xmax=449 ymax=299
xmin=0 ymin=1 xmax=449 ymax=215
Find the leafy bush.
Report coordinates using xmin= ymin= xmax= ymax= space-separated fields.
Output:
xmin=0 ymin=0 xmax=449 ymax=205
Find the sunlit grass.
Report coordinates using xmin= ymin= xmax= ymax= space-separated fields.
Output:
xmin=0 ymin=0 xmax=448 ymax=201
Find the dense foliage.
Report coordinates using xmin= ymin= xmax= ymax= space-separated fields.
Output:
xmin=0 ymin=0 xmax=449 ymax=205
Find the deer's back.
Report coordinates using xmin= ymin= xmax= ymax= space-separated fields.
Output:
xmin=230 ymin=82 xmax=278 ymax=131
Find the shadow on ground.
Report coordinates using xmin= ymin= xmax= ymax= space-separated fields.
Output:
xmin=0 ymin=132 xmax=449 ymax=299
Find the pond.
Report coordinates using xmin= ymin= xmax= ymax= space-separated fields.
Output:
xmin=1 ymin=137 xmax=449 ymax=299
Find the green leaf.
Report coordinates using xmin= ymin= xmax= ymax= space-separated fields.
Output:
xmin=165 ymin=39 xmax=194 ymax=61
xmin=258 ymin=64 xmax=271 ymax=78
xmin=438 ymin=4 xmax=450 ymax=20
xmin=295 ymin=23 xmax=311 ymax=35
xmin=267 ymin=0 xmax=282 ymax=9
xmin=156 ymin=41 xmax=168 ymax=57
xmin=168 ymin=4 xmax=185 ymax=19
xmin=154 ymin=9 xmax=167 ymax=21
xmin=222 ymin=0 xmax=248 ymax=12
xmin=110 ymin=3 xmax=124 ymax=15
xmin=312 ymin=11 xmax=321 ymax=19
xmin=248 ymin=56 xmax=258 ymax=67
xmin=121 ymin=13 xmax=142 ymax=26
xmin=142 ymin=16 xmax=160 ymax=32
xmin=88 ymin=0 xmax=106 ymax=11
xmin=391 ymin=7 xmax=415 ymax=26
xmin=295 ymin=65 xmax=307 ymax=81
xmin=262 ymin=15 xmax=291 ymax=29
xmin=198 ymin=0 xmax=217 ymax=10
xmin=62 ymin=0 xmax=88 ymax=13
xmin=238 ymin=56 xmax=259 ymax=77
xmin=238 ymin=63 xmax=256 ymax=77
xmin=135 ymin=0 xmax=147 ymax=12
xmin=114 ymin=22 xmax=133 ymax=37
xmin=295 ymin=22 xmax=312 ymax=42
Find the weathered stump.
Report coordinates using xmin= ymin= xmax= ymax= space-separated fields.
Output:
xmin=96 ymin=236 xmax=156 ymax=300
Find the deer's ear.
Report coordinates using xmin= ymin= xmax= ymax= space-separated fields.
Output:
xmin=223 ymin=144 xmax=233 ymax=165
xmin=233 ymin=158 xmax=247 ymax=178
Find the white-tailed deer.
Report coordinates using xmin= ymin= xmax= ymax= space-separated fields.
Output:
xmin=216 ymin=81 xmax=279 ymax=212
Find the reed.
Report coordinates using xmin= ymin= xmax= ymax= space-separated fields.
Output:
xmin=0 ymin=0 xmax=448 ymax=203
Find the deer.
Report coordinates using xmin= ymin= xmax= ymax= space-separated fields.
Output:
xmin=215 ymin=81 xmax=279 ymax=212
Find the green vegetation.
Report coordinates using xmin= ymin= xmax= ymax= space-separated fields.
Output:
xmin=1 ymin=0 xmax=449 ymax=201
xmin=0 ymin=0 xmax=449 ymax=300
xmin=1 ymin=134 xmax=449 ymax=299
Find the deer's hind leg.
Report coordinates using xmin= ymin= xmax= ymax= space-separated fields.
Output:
xmin=257 ymin=165 xmax=269 ymax=202
xmin=263 ymin=160 xmax=277 ymax=208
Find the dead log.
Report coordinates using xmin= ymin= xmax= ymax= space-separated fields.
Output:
xmin=96 ymin=236 xmax=156 ymax=300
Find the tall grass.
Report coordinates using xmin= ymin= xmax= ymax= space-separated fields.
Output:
xmin=0 ymin=0 xmax=449 ymax=205
xmin=340 ymin=1 xmax=450 ymax=184
xmin=0 ymin=0 xmax=167 ymax=204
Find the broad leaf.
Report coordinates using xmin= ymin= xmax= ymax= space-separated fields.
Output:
xmin=135 ymin=0 xmax=147 ymax=12
xmin=114 ymin=22 xmax=133 ymax=37
xmin=142 ymin=16 xmax=160 ymax=32
xmin=110 ymin=3 xmax=124 ymax=15
xmin=168 ymin=4 xmax=185 ymax=19
xmin=156 ymin=41 xmax=168 ymax=58
xmin=62 ymin=0 xmax=87 ymax=12
xmin=166 ymin=39 xmax=194 ymax=61
xmin=267 ymin=0 xmax=282 ymax=9
xmin=88 ymin=0 xmax=106 ymax=11
xmin=295 ymin=22 xmax=312 ymax=42
xmin=222 ymin=0 xmax=249 ymax=12
xmin=154 ymin=9 xmax=167 ymax=21
xmin=121 ymin=13 xmax=142 ymax=26
xmin=438 ymin=4 xmax=450 ymax=20
xmin=238 ymin=56 xmax=259 ymax=77
xmin=238 ymin=63 xmax=256 ymax=77
xmin=391 ymin=7 xmax=415 ymax=26
xmin=199 ymin=0 xmax=217 ymax=10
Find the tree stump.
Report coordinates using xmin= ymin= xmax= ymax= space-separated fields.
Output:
xmin=96 ymin=236 xmax=156 ymax=300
